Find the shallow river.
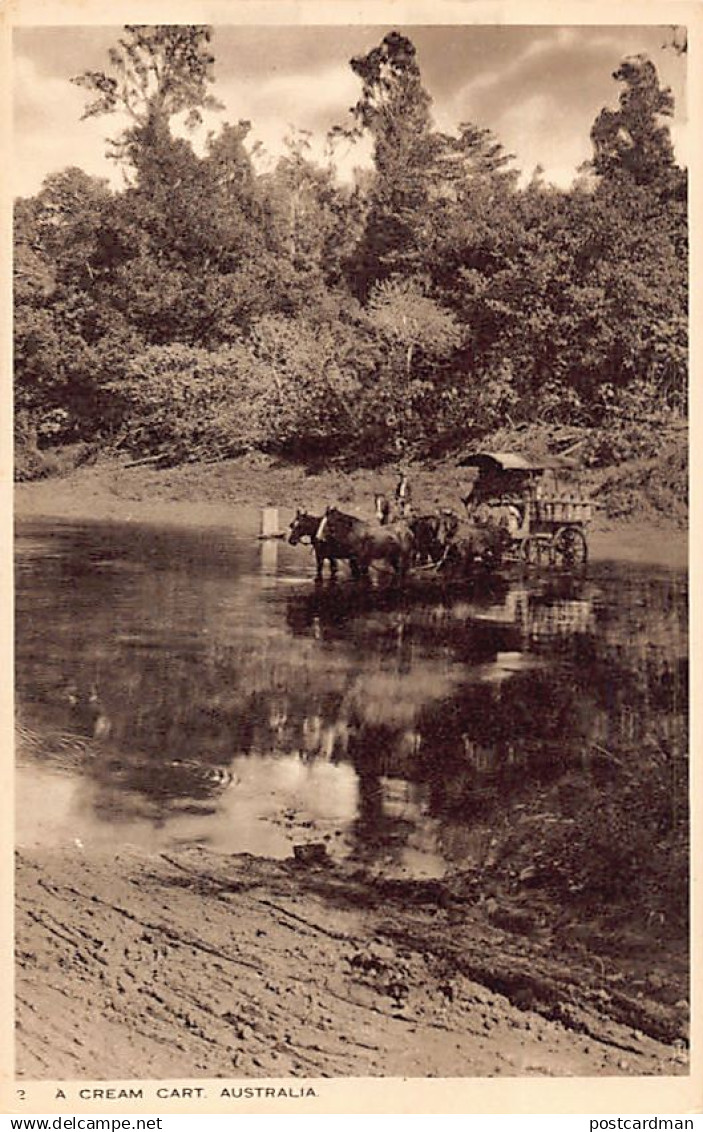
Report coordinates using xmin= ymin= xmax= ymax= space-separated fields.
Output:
xmin=15 ymin=518 xmax=688 ymax=880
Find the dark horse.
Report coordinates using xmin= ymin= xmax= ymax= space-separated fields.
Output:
xmin=317 ymin=507 xmax=414 ymax=577
xmin=374 ymin=498 xmax=461 ymax=568
xmin=437 ymin=514 xmax=510 ymax=572
xmin=408 ymin=510 xmax=460 ymax=566
xmin=288 ymin=509 xmax=362 ymax=580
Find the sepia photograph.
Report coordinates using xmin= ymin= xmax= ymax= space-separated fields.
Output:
xmin=6 ymin=0 xmax=697 ymax=1112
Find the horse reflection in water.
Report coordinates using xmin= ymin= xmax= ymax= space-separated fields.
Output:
xmin=16 ymin=514 xmax=687 ymax=890
xmin=285 ymin=570 xmax=511 ymax=646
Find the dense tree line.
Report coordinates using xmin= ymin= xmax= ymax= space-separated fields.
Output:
xmin=14 ymin=26 xmax=687 ymax=474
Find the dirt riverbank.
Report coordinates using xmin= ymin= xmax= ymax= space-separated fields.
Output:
xmin=15 ymin=845 xmax=688 ymax=1081
xmin=14 ymin=453 xmax=688 ymax=568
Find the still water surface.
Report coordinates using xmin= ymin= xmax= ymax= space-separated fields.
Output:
xmin=15 ymin=518 xmax=688 ymax=879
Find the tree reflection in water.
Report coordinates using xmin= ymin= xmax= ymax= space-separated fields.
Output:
xmin=16 ymin=520 xmax=686 ymax=899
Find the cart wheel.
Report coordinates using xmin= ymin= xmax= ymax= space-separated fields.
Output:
xmin=552 ymin=525 xmax=588 ymax=567
xmin=521 ymin=536 xmax=550 ymax=566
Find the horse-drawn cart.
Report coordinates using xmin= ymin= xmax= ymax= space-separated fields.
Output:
xmin=457 ymin=451 xmax=595 ymax=567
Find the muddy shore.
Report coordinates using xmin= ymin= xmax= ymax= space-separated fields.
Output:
xmin=14 ymin=456 xmax=689 ymax=1081
xmin=16 ymin=845 xmax=688 ymax=1081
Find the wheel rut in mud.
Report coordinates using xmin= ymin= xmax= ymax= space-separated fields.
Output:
xmin=16 ymin=846 xmax=687 ymax=1081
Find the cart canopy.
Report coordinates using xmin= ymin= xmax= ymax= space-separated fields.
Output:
xmin=457 ymin=450 xmax=577 ymax=472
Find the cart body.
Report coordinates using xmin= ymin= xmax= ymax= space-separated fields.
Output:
xmin=457 ymin=451 xmax=594 ymax=566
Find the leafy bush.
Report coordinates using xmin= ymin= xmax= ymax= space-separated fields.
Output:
xmin=242 ymin=315 xmax=366 ymax=455
xmin=583 ymin=380 xmax=682 ymax=466
xmin=110 ymin=319 xmax=373 ymax=464
xmin=15 ymin=418 xmax=98 ymax=481
xmin=14 ymin=410 xmax=92 ymax=481
xmin=481 ymin=741 xmax=688 ymax=932
xmin=593 ymin=440 xmax=688 ymax=525
xmin=109 ymin=344 xmax=259 ymax=464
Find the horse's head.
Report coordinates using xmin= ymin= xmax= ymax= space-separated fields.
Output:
xmin=289 ymin=509 xmax=318 ymax=546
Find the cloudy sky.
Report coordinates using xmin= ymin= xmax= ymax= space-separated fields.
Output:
xmin=13 ymin=23 xmax=688 ymax=198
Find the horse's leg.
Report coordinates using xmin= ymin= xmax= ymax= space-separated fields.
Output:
xmin=437 ymin=542 xmax=456 ymax=571
xmin=353 ymin=555 xmax=370 ymax=579
xmin=397 ymin=551 xmax=412 ymax=579
xmin=314 ymin=546 xmax=324 ymax=582
xmin=389 ymin=550 xmax=407 ymax=579
xmin=329 ymin=556 xmax=338 ymax=579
